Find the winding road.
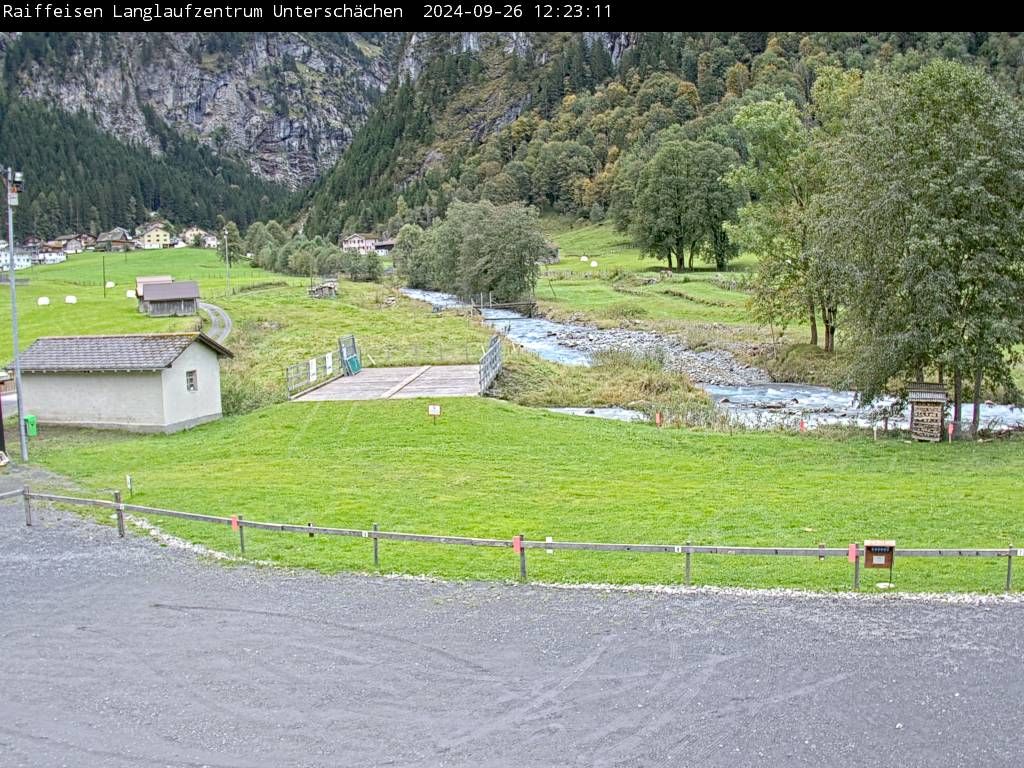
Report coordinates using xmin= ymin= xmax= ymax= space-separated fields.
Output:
xmin=1 ymin=468 xmax=1022 ymax=767
xmin=198 ymin=300 xmax=232 ymax=342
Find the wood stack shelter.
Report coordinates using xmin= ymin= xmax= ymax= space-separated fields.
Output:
xmin=308 ymin=281 xmax=338 ymax=299
xmin=908 ymin=383 xmax=947 ymax=441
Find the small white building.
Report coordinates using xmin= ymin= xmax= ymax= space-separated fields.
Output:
xmin=34 ymin=252 xmax=68 ymax=265
xmin=0 ymin=251 xmax=33 ymax=271
xmin=18 ymin=332 xmax=233 ymax=433
xmin=341 ymin=233 xmax=377 ymax=254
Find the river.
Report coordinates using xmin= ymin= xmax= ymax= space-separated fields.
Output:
xmin=401 ymin=288 xmax=1023 ymax=431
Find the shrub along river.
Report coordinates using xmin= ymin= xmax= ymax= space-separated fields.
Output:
xmin=401 ymin=288 xmax=1022 ymax=431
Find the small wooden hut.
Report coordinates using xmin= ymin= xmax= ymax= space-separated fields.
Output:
xmin=908 ymin=383 xmax=947 ymax=442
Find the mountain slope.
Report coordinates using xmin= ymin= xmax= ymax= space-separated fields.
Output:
xmin=303 ymin=32 xmax=1024 ymax=239
xmin=1 ymin=32 xmax=401 ymax=189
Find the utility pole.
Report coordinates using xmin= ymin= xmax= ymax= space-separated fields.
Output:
xmin=5 ymin=167 xmax=28 ymax=462
xmin=223 ymin=227 xmax=230 ymax=294
xmin=102 ymin=250 xmax=107 ymax=297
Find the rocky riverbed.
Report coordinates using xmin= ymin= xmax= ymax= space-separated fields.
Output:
xmin=548 ymin=326 xmax=771 ymax=386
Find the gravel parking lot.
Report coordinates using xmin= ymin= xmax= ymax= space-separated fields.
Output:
xmin=1 ymin=470 xmax=1022 ymax=767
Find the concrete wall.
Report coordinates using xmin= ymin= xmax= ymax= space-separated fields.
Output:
xmin=22 ymin=342 xmax=224 ymax=434
xmin=161 ymin=342 xmax=223 ymax=431
xmin=22 ymin=371 xmax=166 ymax=431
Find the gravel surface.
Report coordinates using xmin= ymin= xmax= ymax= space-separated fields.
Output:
xmin=1 ymin=470 xmax=1022 ymax=767
xmin=551 ymin=325 xmax=770 ymax=386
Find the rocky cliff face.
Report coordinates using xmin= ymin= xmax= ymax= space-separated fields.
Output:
xmin=1 ymin=32 xmax=400 ymax=189
xmin=0 ymin=32 xmax=633 ymax=191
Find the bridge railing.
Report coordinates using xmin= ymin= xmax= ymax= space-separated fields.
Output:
xmin=285 ymin=334 xmax=360 ymax=397
xmin=479 ymin=335 xmax=502 ymax=393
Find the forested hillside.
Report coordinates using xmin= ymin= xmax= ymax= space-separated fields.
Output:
xmin=303 ymin=32 xmax=1024 ymax=239
xmin=0 ymin=30 xmax=399 ymax=238
xmin=0 ymin=94 xmax=290 ymax=238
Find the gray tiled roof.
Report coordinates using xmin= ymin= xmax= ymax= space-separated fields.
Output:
xmin=143 ymin=281 xmax=199 ymax=301
xmin=16 ymin=333 xmax=232 ymax=373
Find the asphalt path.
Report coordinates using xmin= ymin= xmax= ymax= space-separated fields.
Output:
xmin=198 ymin=300 xmax=232 ymax=342
xmin=1 ymin=469 xmax=1021 ymax=767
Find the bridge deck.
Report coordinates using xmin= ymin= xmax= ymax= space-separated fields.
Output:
xmin=295 ymin=365 xmax=480 ymax=401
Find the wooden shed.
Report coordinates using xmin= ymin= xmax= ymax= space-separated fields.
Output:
xmin=908 ymin=383 xmax=947 ymax=442
xmin=139 ymin=281 xmax=200 ymax=317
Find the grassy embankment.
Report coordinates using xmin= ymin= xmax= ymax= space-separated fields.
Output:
xmin=540 ymin=218 xmax=846 ymax=385
xmin=25 ymin=396 xmax=1024 ymax=593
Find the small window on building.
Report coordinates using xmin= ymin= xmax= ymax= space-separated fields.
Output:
xmin=186 ymin=370 xmax=198 ymax=392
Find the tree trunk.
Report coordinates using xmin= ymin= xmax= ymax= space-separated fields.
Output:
xmin=807 ymin=298 xmax=818 ymax=347
xmin=820 ymin=303 xmax=836 ymax=353
xmin=971 ymin=366 xmax=983 ymax=438
xmin=953 ymin=370 xmax=962 ymax=439
xmin=665 ymin=251 xmax=673 ymax=271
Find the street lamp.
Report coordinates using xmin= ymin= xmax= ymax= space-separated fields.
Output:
xmin=4 ymin=167 xmax=28 ymax=462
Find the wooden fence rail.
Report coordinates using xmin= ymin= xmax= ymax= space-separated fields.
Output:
xmin=11 ymin=489 xmax=1019 ymax=592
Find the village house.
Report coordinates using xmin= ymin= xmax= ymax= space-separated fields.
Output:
xmin=179 ymin=225 xmax=218 ymax=249
xmin=16 ymin=332 xmax=233 ymax=433
xmin=61 ymin=237 xmax=85 ymax=255
xmin=138 ymin=280 xmax=200 ymax=317
xmin=341 ymin=233 xmax=377 ymax=254
xmin=137 ymin=223 xmax=172 ymax=250
xmin=374 ymin=238 xmax=396 ymax=257
xmin=96 ymin=227 xmax=134 ymax=252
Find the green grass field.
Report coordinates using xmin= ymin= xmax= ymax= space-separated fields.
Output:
xmin=213 ymin=279 xmax=494 ymax=411
xmin=0 ymin=248 xmax=293 ymax=361
xmin=542 ymin=218 xmax=759 ymax=274
xmin=26 ymin=397 xmax=1024 ymax=593
xmin=538 ymin=279 xmax=752 ymax=328
xmin=540 ymin=218 xmax=774 ymax=342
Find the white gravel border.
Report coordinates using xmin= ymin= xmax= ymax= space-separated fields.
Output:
xmin=121 ymin=514 xmax=1024 ymax=606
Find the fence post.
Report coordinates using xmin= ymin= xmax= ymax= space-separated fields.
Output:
xmin=238 ymin=515 xmax=245 ymax=554
xmin=685 ymin=540 xmax=692 ymax=586
xmin=519 ymin=533 xmax=527 ymax=582
xmin=373 ymin=523 xmax=379 ymax=568
xmin=22 ymin=486 xmax=32 ymax=527
xmin=308 ymin=522 xmax=314 ymax=538
xmin=114 ymin=490 xmax=125 ymax=538
xmin=1007 ymin=545 xmax=1014 ymax=593
xmin=853 ymin=543 xmax=861 ymax=591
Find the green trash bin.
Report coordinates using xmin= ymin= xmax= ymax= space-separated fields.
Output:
xmin=24 ymin=414 xmax=37 ymax=437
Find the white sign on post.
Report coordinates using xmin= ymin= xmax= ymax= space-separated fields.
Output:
xmin=308 ymin=358 xmax=317 ymax=382
xmin=428 ymin=404 xmax=441 ymax=417
xmin=7 ymin=192 xmax=18 ymax=207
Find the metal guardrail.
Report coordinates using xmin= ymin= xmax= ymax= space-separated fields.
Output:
xmin=9 ymin=488 xmax=1020 ymax=592
xmin=285 ymin=335 xmax=359 ymax=397
xmin=479 ymin=334 xmax=502 ymax=393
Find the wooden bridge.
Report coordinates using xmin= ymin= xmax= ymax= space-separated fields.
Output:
xmin=294 ymin=364 xmax=481 ymax=401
